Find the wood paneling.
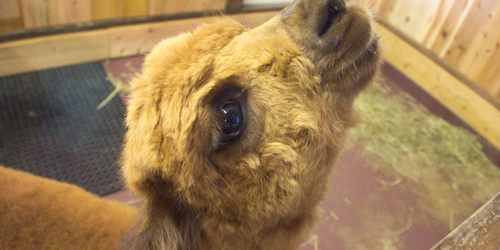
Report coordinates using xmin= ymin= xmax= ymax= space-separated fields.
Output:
xmin=47 ymin=0 xmax=92 ymax=25
xmin=91 ymin=0 xmax=149 ymax=20
xmin=373 ymin=0 xmax=500 ymax=98
xmin=421 ymin=0 xmax=456 ymax=50
xmin=376 ymin=21 xmax=500 ymax=149
xmin=148 ymin=0 xmax=227 ymax=15
xmin=480 ymin=46 xmax=500 ymax=96
xmin=2 ymin=0 xmax=228 ymax=33
xmin=0 ymin=0 xmax=21 ymax=20
xmin=0 ymin=0 xmax=23 ymax=33
xmin=444 ymin=0 xmax=500 ymax=78
xmin=20 ymin=0 xmax=48 ymax=28
xmin=19 ymin=0 xmax=91 ymax=28
xmin=385 ymin=0 xmax=441 ymax=43
xmin=425 ymin=0 xmax=473 ymax=57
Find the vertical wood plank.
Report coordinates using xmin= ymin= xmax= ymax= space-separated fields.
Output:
xmin=0 ymin=0 xmax=21 ymax=19
xmin=47 ymin=0 xmax=91 ymax=25
xmin=20 ymin=0 xmax=91 ymax=28
xmin=386 ymin=0 xmax=441 ymax=43
xmin=122 ymin=0 xmax=149 ymax=17
xmin=20 ymin=0 xmax=49 ymax=28
xmin=91 ymin=0 xmax=149 ymax=21
xmin=149 ymin=0 xmax=227 ymax=16
xmin=478 ymin=44 xmax=500 ymax=96
xmin=92 ymin=0 xmax=122 ymax=20
xmin=0 ymin=0 xmax=23 ymax=33
xmin=442 ymin=0 xmax=497 ymax=71
xmin=425 ymin=0 xmax=473 ymax=57
xmin=421 ymin=0 xmax=454 ymax=50
xmin=453 ymin=1 xmax=500 ymax=82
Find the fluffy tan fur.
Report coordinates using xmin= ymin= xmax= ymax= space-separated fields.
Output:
xmin=0 ymin=166 xmax=137 ymax=250
xmin=121 ymin=0 xmax=380 ymax=249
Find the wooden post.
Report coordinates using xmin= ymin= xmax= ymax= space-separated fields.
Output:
xmin=431 ymin=192 xmax=500 ymax=249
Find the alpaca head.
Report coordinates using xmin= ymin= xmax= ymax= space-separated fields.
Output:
xmin=122 ymin=0 xmax=380 ymax=248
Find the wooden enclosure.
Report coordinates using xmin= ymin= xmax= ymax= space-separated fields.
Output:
xmin=371 ymin=0 xmax=500 ymax=98
xmin=0 ymin=0 xmax=228 ymax=32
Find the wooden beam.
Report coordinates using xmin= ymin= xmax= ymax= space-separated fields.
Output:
xmin=0 ymin=11 xmax=279 ymax=77
xmin=0 ymin=29 xmax=108 ymax=76
xmin=430 ymin=192 xmax=500 ymax=249
xmin=107 ymin=17 xmax=211 ymax=58
xmin=375 ymin=22 xmax=500 ymax=150
xmin=107 ymin=11 xmax=278 ymax=58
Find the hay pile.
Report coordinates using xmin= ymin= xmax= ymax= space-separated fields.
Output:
xmin=352 ymin=78 xmax=500 ymax=225
xmin=336 ymin=78 xmax=500 ymax=248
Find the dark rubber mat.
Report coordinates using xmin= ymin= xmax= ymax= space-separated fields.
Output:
xmin=0 ymin=62 xmax=125 ymax=196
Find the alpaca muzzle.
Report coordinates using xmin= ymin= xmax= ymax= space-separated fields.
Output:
xmin=279 ymin=0 xmax=379 ymax=89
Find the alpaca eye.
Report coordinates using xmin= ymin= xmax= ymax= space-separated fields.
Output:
xmin=219 ymin=101 xmax=244 ymax=143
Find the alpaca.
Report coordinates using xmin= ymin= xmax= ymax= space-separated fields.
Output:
xmin=0 ymin=166 xmax=137 ymax=250
xmin=121 ymin=0 xmax=380 ymax=249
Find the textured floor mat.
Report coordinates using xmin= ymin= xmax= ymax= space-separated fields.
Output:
xmin=0 ymin=62 xmax=125 ymax=196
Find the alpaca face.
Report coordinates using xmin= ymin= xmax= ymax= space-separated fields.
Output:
xmin=122 ymin=0 xmax=379 ymax=248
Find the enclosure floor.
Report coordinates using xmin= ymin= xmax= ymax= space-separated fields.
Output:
xmin=0 ymin=62 xmax=126 ymax=196
xmin=103 ymin=56 xmax=500 ymax=249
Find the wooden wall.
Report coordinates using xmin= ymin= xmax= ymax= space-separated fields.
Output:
xmin=0 ymin=0 xmax=24 ymax=33
xmin=0 ymin=0 xmax=227 ymax=31
xmin=371 ymin=0 xmax=500 ymax=98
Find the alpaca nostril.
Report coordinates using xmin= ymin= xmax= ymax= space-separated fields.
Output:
xmin=328 ymin=0 xmax=346 ymax=16
xmin=319 ymin=0 xmax=347 ymax=36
